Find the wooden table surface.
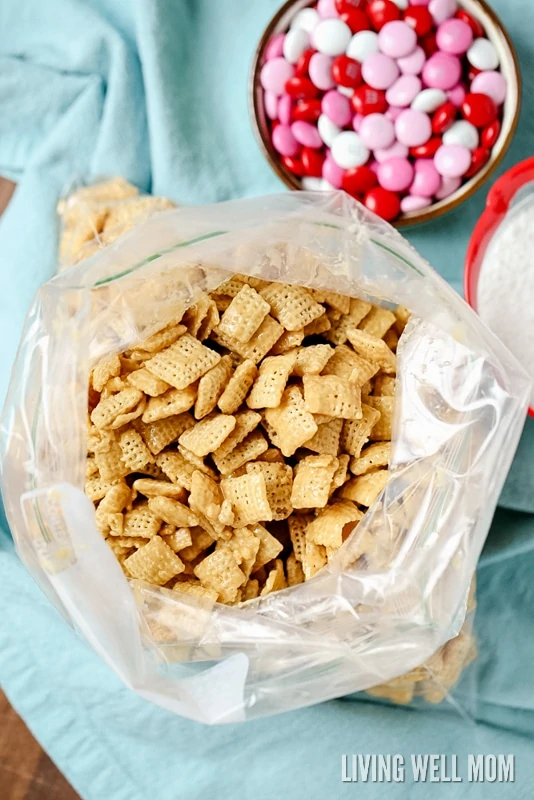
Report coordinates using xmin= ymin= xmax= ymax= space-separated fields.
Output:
xmin=0 ymin=175 xmax=80 ymax=799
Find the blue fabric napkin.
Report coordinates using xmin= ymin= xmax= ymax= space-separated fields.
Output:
xmin=1 ymin=0 xmax=534 ymax=798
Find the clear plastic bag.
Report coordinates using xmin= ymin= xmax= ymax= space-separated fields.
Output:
xmin=0 ymin=191 xmax=530 ymax=724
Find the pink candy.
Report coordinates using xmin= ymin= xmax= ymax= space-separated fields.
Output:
xmin=292 ymin=121 xmax=323 ymax=148
xmin=378 ymin=21 xmax=418 ymax=59
xmin=317 ymin=0 xmax=338 ymax=18
xmin=261 ymin=58 xmax=295 ymax=95
xmin=410 ymin=159 xmax=441 ymax=196
xmin=322 ymin=90 xmax=352 ymax=126
xmin=309 ymin=53 xmax=336 ymax=90
xmin=362 ymin=52 xmax=400 ymax=90
xmin=436 ymin=19 xmax=473 ymax=55
xmin=428 ymin=0 xmax=457 ymax=25
xmin=434 ymin=144 xmax=472 ymax=177
xmin=447 ymin=83 xmax=467 ymax=107
xmin=272 ymin=125 xmax=299 ymax=156
xmin=359 ymin=113 xmax=396 ymax=149
xmin=422 ymin=52 xmax=462 ymax=90
xmin=264 ymin=33 xmax=285 ymax=61
xmin=322 ymin=153 xmax=346 ymax=188
xmin=471 ymin=71 xmax=507 ymax=106
xmin=435 ymin=175 xmax=462 ymax=199
xmin=378 ymin=157 xmax=415 ymax=191
xmin=395 ymin=109 xmax=432 ymax=147
xmin=401 ymin=195 xmax=432 ymax=212
xmin=374 ymin=141 xmax=409 ymax=162
xmin=278 ymin=95 xmax=293 ymax=125
xmin=397 ymin=46 xmax=426 ymax=76
xmin=386 ymin=75 xmax=422 ymax=107
xmin=265 ymin=91 xmax=278 ymax=120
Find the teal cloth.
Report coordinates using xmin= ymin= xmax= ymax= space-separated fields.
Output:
xmin=1 ymin=1 xmax=534 ymax=798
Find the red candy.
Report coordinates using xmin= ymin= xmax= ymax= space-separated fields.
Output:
xmin=364 ymin=187 xmax=401 ymax=221
xmin=342 ymin=165 xmax=378 ymax=196
xmin=403 ymin=7 xmax=433 ymax=37
xmin=341 ymin=8 xmax=371 ymax=33
xmin=455 ymin=9 xmax=485 ymax=40
xmin=295 ymin=48 xmax=315 ymax=78
xmin=432 ymin=102 xmax=457 ymax=134
xmin=301 ymin=147 xmax=325 ymax=177
xmin=467 ymin=66 xmax=482 ymax=82
xmin=464 ymin=146 xmax=490 ymax=179
xmin=420 ymin=31 xmax=438 ymax=57
xmin=285 ymin=77 xmax=318 ymax=99
xmin=351 ymin=85 xmax=388 ymax=115
xmin=409 ymin=137 xmax=443 ymax=159
xmin=332 ymin=55 xmax=363 ymax=88
xmin=366 ymin=0 xmax=400 ymax=31
xmin=292 ymin=99 xmax=322 ymax=122
xmin=481 ymin=119 xmax=501 ymax=149
xmin=462 ymin=93 xmax=498 ymax=128
xmin=282 ymin=155 xmax=306 ymax=177
xmin=335 ymin=0 xmax=366 ymax=13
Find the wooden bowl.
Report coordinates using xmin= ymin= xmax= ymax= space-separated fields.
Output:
xmin=250 ymin=0 xmax=521 ymax=228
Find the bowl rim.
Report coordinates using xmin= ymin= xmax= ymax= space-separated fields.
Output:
xmin=249 ymin=0 xmax=522 ymax=229
xmin=464 ymin=156 xmax=534 ymax=417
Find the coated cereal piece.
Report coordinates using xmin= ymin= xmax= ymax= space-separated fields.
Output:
xmin=111 ymin=536 xmax=147 ymax=549
xmin=218 ymin=500 xmax=235 ymax=527
xmin=260 ymin=282 xmax=324 ymax=331
xmin=119 ymin=428 xmax=152 ymax=471
xmin=303 ymin=314 xmax=331 ymax=336
xmin=145 ymin=334 xmax=221 ymax=390
xmin=212 ymin=295 xmax=232 ymax=312
xmin=339 ymin=404 xmax=381 ymax=457
xmin=212 ymin=430 xmax=268 ymax=476
xmin=322 ymin=345 xmax=378 ymax=385
xmin=394 ymin=305 xmax=411 ymax=335
xmin=86 ymin=456 xmax=98 ymax=480
xmin=236 ymin=315 xmax=284 ymax=363
xmin=189 ymin=470 xmax=223 ymax=521
xmin=221 ymin=472 xmax=273 ymax=526
xmin=373 ymin=374 xmax=396 ymax=397
xmin=303 ymin=418 xmax=343 ymax=456
xmin=213 ymin=410 xmax=261 ymax=460
xmin=246 ymin=461 xmax=293 ymax=520
xmin=256 ymin=448 xmax=285 ymax=464
xmin=85 ymin=476 xmax=121 ymax=502
xmin=330 ymin=454 xmax=350 ymax=494
xmin=148 ymin=496 xmax=199 ymax=528
xmin=136 ymin=462 xmax=168 ymax=481
xmin=383 ymin=328 xmax=398 ymax=353
xmin=312 ymin=414 xmax=333 ymax=425
xmin=110 ymin=395 xmax=147 ymax=429
xmin=124 ymin=535 xmax=185 ymax=585
xmin=142 ymin=385 xmax=197 ymax=423
xmin=341 ymin=470 xmax=388 ymax=506
xmin=132 ymin=479 xmax=187 ymax=501
xmin=365 ymin=396 xmax=394 ymax=441
xmin=91 ymin=353 xmax=121 ymax=393
xmin=218 ymin=360 xmax=258 ymax=414
xmin=194 ymin=355 xmax=233 ymax=419
xmin=93 ymin=431 xmax=129 ymax=480
xmin=291 ymin=455 xmax=339 ymax=509
xmin=126 ymin=368 xmax=171 ymax=397
xmin=306 ymin=500 xmax=362 ymax=549
xmin=291 ymin=344 xmax=334 ymax=377
xmin=96 ymin=481 xmax=131 ymax=521
xmin=133 ymin=323 xmax=187 ymax=354
xmin=250 ymin=523 xmax=284 ymax=571
xmin=325 ymin=298 xmax=372 ymax=345
xmin=346 ymin=329 xmax=396 ymax=374
xmin=197 ymin=302 xmax=220 ymax=342
xmin=91 ymin=388 xmax=144 ymax=429
xmin=155 ymin=452 xmax=196 ymax=490
xmin=259 ymin=417 xmax=284 ymax=450
xmin=100 ymin=376 xmax=128 ymax=400
xmin=172 ymin=579 xmax=219 ymax=604
xmin=123 ymin=503 xmax=162 ymax=539
xmin=288 ymin=514 xmax=313 ymax=564
xmin=269 ymin=328 xmax=305 ymax=355
xmin=194 ymin=546 xmax=246 ymax=604
xmin=247 ymin=353 xmax=296 ymax=409
xmin=241 ymin=578 xmax=260 ymax=601
xmin=302 ymin=541 xmax=328 ymax=580
xmin=350 ymin=443 xmax=391 ymax=476
xmin=225 ymin=527 xmax=260 ymax=577
xmin=136 ymin=413 xmax=194 ymax=455
xmin=286 ymin=552 xmax=305 ymax=586
xmin=213 ymin=275 xmax=247 ymax=297
xmin=320 ymin=290 xmax=351 ymax=315
xmin=163 ymin=527 xmax=193 ymax=552
xmin=183 ymin=293 xmax=215 ymax=337
xmin=261 ymin=559 xmax=287 ymax=596
xmin=177 ymin=445 xmax=214 ymax=477
xmin=235 ymin=274 xmax=269 ymax=291
xmin=180 ymin=527 xmax=215 ymax=561
xmin=179 ymin=413 xmax=236 ymax=458
xmin=358 ymin=306 xmax=396 ymax=339
xmin=217 ymin=284 xmax=270 ymax=343
xmin=263 ymin=385 xmax=318 ymax=458
xmin=303 ymin=375 xmax=362 ymax=420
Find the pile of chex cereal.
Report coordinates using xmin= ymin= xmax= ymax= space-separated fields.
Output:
xmin=86 ymin=273 xmax=408 ymax=605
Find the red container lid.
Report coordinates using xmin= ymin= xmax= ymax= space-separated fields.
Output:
xmin=465 ymin=156 xmax=534 ymax=417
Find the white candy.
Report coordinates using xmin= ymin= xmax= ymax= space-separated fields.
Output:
xmin=290 ymin=8 xmax=320 ymax=33
xmin=313 ymin=19 xmax=352 ymax=57
xmin=331 ymin=131 xmax=370 ymax=169
xmin=443 ymin=120 xmax=479 ymax=150
xmin=302 ymin=177 xmax=334 ymax=191
xmin=411 ymin=88 xmax=447 ymax=113
xmin=283 ymin=27 xmax=310 ymax=65
xmin=337 ymin=86 xmax=355 ymax=97
xmin=390 ymin=0 xmax=409 ymax=8
xmin=318 ymin=114 xmax=341 ymax=147
xmin=346 ymin=30 xmax=380 ymax=63
xmin=467 ymin=38 xmax=500 ymax=71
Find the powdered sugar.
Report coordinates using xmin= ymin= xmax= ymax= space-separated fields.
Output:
xmin=477 ymin=199 xmax=534 ymax=406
